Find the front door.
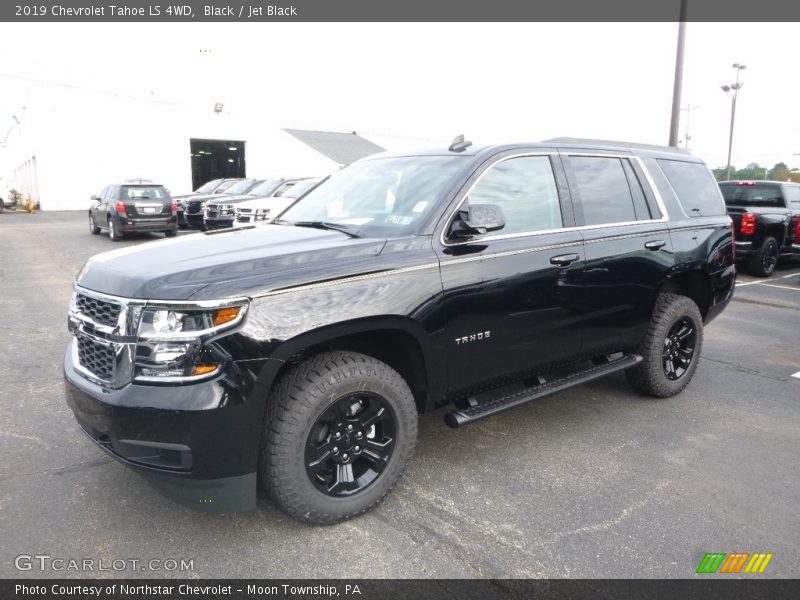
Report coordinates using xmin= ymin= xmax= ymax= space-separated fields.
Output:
xmin=435 ymin=151 xmax=585 ymax=396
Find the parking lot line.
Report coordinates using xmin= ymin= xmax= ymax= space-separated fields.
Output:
xmin=792 ymin=371 xmax=800 ymax=380
xmin=758 ymin=283 xmax=800 ymax=292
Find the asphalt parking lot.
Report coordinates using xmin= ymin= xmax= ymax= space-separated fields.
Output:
xmin=1 ymin=211 xmax=798 ymax=579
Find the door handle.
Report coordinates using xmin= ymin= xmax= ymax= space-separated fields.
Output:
xmin=550 ymin=253 xmax=580 ymax=267
xmin=644 ymin=240 xmax=666 ymax=251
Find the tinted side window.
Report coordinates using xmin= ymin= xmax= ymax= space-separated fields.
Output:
xmin=467 ymin=155 xmax=562 ymax=235
xmin=569 ymin=156 xmax=637 ymax=225
xmin=657 ymin=159 xmax=725 ymax=217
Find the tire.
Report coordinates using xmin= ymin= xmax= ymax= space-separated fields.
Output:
xmin=88 ymin=213 xmax=100 ymax=234
xmin=748 ymin=236 xmax=779 ymax=277
xmin=261 ymin=351 xmax=418 ymax=525
xmin=108 ymin=216 xmax=123 ymax=241
xmin=164 ymin=229 xmax=178 ymax=238
xmin=625 ymin=293 xmax=704 ymax=398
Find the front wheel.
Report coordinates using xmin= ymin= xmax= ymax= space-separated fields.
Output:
xmin=261 ymin=351 xmax=418 ymax=525
xmin=164 ymin=229 xmax=178 ymax=238
xmin=626 ymin=293 xmax=704 ymax=398
xmin=89 ymin=213 xmax=100 ymax=234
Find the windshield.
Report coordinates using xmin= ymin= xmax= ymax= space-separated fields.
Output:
xmin=224 ymin=179 xmax=260 ymax=195
xmin=249 ymin=179 xmax=284 ymax=197
xmin=277 ymin=178 xmax=323 ymax=199
xmin=720 ymin=183 xmax=784 ymax=207
xmin=278 ymin=156 xmax=467 ymax=237
xmin=195 ymin=179 xmax=222 ymax=194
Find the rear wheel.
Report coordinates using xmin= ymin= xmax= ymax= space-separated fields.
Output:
xmin=749 ymin=236 xmax=778 ymax=277
xmin=165 ymin=229 xmax=178 ymax=238
xmin=261 ymin=351 xmax=417 ymax=525
xmin=108 ymin=216 xmax=123 ymax=241
xmin=626 ymin=293 xmax=703 ymax=398
xmin=88 ymin=213 xmax=100 ymax=234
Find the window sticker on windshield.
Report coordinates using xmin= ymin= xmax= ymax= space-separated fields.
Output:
xmin=412 ymin=201 xmax=428 ymax=213
xmin=326 ymin=201 xmax=344 ymax=217
xmin=385 ymin=214 xmax=414 ymax=225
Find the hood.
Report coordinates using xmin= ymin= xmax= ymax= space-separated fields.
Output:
xmin=176 ymin=193 xmax=219 ymax=204
xmin=77 ymin=225 xmax=387 ymax=300
xmin=236 ymin=196 xmax=292 ymax=210
xmin=204 ymin=193 xmax=260 ymax=205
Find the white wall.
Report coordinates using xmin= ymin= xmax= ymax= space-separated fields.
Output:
xmin=3 ymin=85 xmax=345 ymax=211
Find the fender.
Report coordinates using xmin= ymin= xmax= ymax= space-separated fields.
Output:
xmin=246 ymin=315 xmax=445 ymax=415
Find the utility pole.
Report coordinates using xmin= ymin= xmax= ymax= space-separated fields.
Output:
xmin=668 ymin=0 xmax=688 ymax=147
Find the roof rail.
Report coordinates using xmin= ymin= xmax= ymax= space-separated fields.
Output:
xmin=543 ymin=137 xmax=690 ymax=154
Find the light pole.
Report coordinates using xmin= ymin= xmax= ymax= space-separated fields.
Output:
xmin=679 ymin=104 xmax=700 ymax=150
xmin=721 ymin=63 xmax=746 ymax=181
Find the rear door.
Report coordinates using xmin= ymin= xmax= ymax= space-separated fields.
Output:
xmin=435 ymin=150 xmax=586 ymax=394
xmin=562 ymin=152 xmax=674 ymax=355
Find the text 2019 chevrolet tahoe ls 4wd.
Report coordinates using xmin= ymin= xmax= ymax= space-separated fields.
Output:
xmin=64 ymin=138 xmax=735 ymax=524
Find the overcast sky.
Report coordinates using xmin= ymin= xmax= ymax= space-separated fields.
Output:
xmin=1 ymin=22 xmax=798 ymax=171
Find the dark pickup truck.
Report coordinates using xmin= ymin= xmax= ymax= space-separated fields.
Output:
xmin=64 ymin=138 xmax=735 ymax=524
xmin=719 ymin=180 xmax=800 ymax=277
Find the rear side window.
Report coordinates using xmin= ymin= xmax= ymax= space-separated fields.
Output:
xmin=568 ymin=156 xmax=641 ymax=226
xmin=719 ymin=183 xmax=784 ymax=208
xmin=657 ymin=159 xmax=725 ymax=217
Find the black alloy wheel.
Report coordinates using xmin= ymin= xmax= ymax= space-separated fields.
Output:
xmin=662 ymin=317 xmax=697 ymax=380
xmin=305 ymin=392 xmax=397 ymax=497
xmin=761 ymin=239 xmax=778 ymax=275
xmin=261 ymin=351 xmax=417 ymax=524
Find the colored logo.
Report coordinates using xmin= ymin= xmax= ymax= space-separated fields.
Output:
xmin=696 ymin=552 xmax=773 ymax=574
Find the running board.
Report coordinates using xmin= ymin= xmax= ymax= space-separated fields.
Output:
xmin=444 ymin=354 xmax=643 ymax=428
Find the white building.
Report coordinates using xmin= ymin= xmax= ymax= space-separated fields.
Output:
xmin=1 ymin=83 xmax=393 ymax=211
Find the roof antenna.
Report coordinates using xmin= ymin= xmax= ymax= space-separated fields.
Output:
xmin=448 ymin=134 xmax=472 ymax=153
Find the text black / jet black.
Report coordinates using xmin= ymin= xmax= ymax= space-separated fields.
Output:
xmin=65 ymin=138 xmax=735 ymax=524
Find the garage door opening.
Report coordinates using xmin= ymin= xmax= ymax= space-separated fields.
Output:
xmin=189 ymin=139 xmax=246 ymax=191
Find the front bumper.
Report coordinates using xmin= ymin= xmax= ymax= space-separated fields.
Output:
xmin=63 ymin=341 xmax=259 ymax=512
xmin=204 ymin=216 xmax=234 ymax=229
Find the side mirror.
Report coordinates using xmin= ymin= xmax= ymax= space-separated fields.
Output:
xmin=449 ymin=203 xmax=505 ymax=239
xmin=90 ymin=195 xmax=100 ymax=202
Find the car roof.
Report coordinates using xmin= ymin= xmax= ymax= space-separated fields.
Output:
xmin=362 ymin=137 xmax=699 ymax=163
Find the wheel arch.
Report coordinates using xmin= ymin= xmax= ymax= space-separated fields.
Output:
xmin=252 ymin=316 xmax=442 ymax=415
xmin=659 ymin=268 xmax=713 ymax=320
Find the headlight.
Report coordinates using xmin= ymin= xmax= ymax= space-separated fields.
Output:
xmin=134 ymin=302 xmax=246 ymax=382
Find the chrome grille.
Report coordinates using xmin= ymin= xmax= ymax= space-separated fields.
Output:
xmin=76 ymin=336 xmax=116 ymax=381
xmin=75 ymin=293 xmax=121 ymax=327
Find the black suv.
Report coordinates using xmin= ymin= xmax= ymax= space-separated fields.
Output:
xmin=718 ymin=180 xmax=800 ymax=276
xmin=88 ymin=181 xmax=177 ymax=241
xmin=65 ymin=139 xmax=735 ymax=524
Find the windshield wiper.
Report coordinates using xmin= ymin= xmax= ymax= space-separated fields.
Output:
xmin=293 ymin=221 xmax=360 ymax=238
